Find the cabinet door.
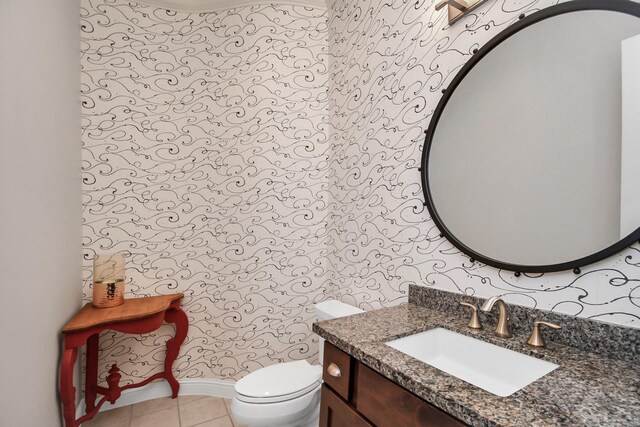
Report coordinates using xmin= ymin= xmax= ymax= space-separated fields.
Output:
xmin=319 ymin=385 xmax=372 ymax=427
xmin=356 ymin=364 xmax=467 ymax=427
xmin=322 ymin=342 xmax=353 ymax=401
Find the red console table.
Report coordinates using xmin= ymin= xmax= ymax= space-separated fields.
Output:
xmin=60 ymin=293 xmax=188 ymax=427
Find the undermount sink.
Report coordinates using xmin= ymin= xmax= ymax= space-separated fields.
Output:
xmin=386 ymin=328 xmax=558 ymax=397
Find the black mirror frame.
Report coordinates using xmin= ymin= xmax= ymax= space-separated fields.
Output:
xmin=421 ymin=0 xmax=640 ymax=274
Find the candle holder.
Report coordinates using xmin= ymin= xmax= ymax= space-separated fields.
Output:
xmin=92 ymin=253 xmax=125 ymax=308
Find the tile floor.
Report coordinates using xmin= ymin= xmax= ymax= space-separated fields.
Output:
xmin=83 ymin=395 xmax=247 ymax=427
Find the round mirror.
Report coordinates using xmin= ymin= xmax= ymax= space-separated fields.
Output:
xmin=422 ymin=1 xmax=640 ymax=273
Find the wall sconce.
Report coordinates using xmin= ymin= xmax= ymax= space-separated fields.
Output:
xmin=436 ymin=0 xmax=489 ymax=25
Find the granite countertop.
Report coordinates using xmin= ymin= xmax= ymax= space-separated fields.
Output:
xmin=313 ymin=302 xmax=640 ymax=427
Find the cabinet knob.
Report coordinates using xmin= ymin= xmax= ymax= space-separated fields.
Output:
xmin=327 ymin=363 xmax=342 ymax=378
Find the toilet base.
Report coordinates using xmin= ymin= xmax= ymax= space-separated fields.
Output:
xmin=230 ymin=383 xmax=321 ymax=427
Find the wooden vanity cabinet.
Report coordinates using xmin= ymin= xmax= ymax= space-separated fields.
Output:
xmin=322 ymin=339 xmax=354 ymax=401
xmin=320 ymin=385 xmax=373 ymax=427
xmin=320 ymin=342 xmax=467 ymax=427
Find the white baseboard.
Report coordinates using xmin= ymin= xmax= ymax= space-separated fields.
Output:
xmin=76 ymin=378 xmax=235 ymax=419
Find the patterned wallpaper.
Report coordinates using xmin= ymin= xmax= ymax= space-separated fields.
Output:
xmin=81 ymin=0 xmax=640 ymax=386
xmin=326 ymin=0 xmax=640 ymax=326
xmin=81 ymin=0 xmax=328 ymax=383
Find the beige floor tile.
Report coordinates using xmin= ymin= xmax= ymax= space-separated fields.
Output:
xmin=193 ymin=416 xmax=233 ymax=427
xmin=132 ymin=397 xmax=178 ymax=418
xmin=223 ymin=398 xmax=232 ymax=413
xmin=83 ymin=405 xmax=131 ymax=427
xmin=179 ymin=396 xmax=228 ymax=427
xmin=130 ymin=406 xmax=180 ymax=427
xmin=178 ymin=394 xmax=208 ymax=404
xmin=83 ymin=417 xmax=130 ymax=427
xmin=222 ymin=399 xmax=246 ymax=427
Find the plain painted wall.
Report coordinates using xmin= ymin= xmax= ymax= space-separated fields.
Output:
xmin=0 ymin=0 xmax=81 ymax=426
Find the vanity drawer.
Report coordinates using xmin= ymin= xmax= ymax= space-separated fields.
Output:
xmin=356 ymin=364 xmax=467 ymax=427
xmin=319 ymin=385 xmax=373 ymax=427
xmin=322 ymin=342 xmax=353 ymax=401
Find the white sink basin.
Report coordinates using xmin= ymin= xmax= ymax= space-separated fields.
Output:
xmin=386 ymin=328 xmax=558 ymax=397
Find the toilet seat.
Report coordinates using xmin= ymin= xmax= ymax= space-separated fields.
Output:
xmin=236 ymin=381 xmax=321 ymax=404
xmin=234 ymin=360 xmax=322 ymax=404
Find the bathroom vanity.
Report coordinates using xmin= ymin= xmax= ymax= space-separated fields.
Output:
xmin=314 ymin=285 xmax=640 ymax=427
xmin=320 ymin=341 xmax=464 ymax=426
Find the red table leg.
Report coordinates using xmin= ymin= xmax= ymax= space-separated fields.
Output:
xmin=85 ymin=334 xmax=99 ymax=413
xmin=164 ymin=306 xmax=188 ymax=397
xmin=60 ymin=347 xmax=78 ymax=427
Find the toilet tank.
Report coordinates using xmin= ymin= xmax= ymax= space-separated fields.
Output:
xmin=314 ymin=300 xmax=364 ymax=365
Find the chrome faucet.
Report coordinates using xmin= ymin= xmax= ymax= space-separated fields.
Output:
xmin=480 ymin=296 xmax=512 ymax=338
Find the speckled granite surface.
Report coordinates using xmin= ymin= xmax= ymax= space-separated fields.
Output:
xmin=409 ymin=285 xmax=640 ymax=364
xmin=313 ymin=291 xmax=640 ymax=426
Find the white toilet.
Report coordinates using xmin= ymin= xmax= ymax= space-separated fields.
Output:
xmin=230 ymin=300 xmax=364 ymax=427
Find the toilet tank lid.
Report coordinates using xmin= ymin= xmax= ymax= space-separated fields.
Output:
xmin=314 ymin=300 xmax=364 ymax=320
xmin=235 ymin=360 xmax=321 ymax=399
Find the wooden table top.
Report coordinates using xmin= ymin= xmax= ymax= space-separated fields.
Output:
xmin=63 ymin=293 xmax=184 ymax=333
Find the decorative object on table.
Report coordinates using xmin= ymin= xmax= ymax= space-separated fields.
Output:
xmin=92 ymin=253 xmax=125 ymax=308
xmin=59 ymin=293 xmax=188 ymax=427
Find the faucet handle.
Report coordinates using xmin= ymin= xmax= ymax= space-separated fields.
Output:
xmin=460 ymin=302 xmax=482 ymax=329
xmin=527 ymin=320 xmax=561 ymax=348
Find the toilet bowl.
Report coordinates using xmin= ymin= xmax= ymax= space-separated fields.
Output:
xmin=230 ymin=360 xmax=322 ymax=427
xmin=230 ymin=300 xmax=364 ymax=427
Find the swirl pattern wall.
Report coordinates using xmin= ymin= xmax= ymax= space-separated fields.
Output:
xmin=81 ymin=0 xmax=640 ymax=387
xmin=326 ymin=0 xmax=640 ymax=325
xmin=81 ymin=0 xmax=328 ymax=383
